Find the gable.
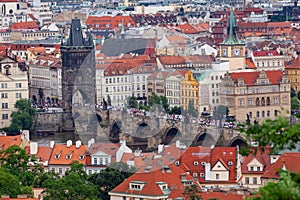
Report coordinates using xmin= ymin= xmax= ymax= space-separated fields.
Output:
xmin=211 ymin=160 xmax=228 ymax=171
xmin=247 ymin=157 xmax=263 ymax=167
xmin=0 ymin=57 xmax=16 ymax=64
xmin=0 ymin=73 xmax=13 ymax=81
xmin=92 ymin=150 xmax=110 ymax=157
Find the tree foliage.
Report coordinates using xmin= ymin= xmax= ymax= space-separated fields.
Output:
xmin=8 ymin=99 xmax=36 ymax=133
xmin=147 ymin=92 xmax=170 ymax=112
xmin=248 ymin=172 xmax=300 ymax=200
xmin=88 ymin=162 xmax=135 ymax=200
xmin=183 ymin=184 xmax=202 ymax=200
xmin=291 ymin=96 xmax=300 ymax=110
xmin=169 ymin=106 xmax=182 ymax=115
xmin=238 ymin=115 xmax=300 ymax=154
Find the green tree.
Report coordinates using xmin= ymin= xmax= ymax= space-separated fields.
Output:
xmin=291 ymin=87 xmax=297 ymax=98
xmin=43 ymin=161 xmax=99 ymax=200
xmin=291 ymin=96 xmax=300 ymax=110
xmin=183 ymin=184 xmax=202 ymax=200
xmin=127 ymin=95 xmax=138 ymax=109
xmin=88 ymin=162 xmax=135 ymax=200
xmin=238 ymin=115 xmax=300 ymax=154
xmin=187 ymin=100 xmax=199 ymax=118
xmin=169 ymin=106 xmax=182 ymax=115
xmin=147 ymin=93 xmax=170 ymax=112
xmin=248 ymin=172 xmax=300 ymax=200
xmin=8 ymin=99 xmax=36 ymax=133
xmin=0 ymin=168 xmax=21 ymax=198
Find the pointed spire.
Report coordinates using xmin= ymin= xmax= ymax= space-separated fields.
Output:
xmin=66 ymin=18 xmax=84 ymax=46
xmin=121 ymin=18 xmax=125 ymax=39
xmin=220 ymin=7 xmax=244 ymax=45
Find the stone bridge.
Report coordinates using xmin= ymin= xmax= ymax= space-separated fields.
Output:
xmin=36 ymin=108 xmax=249 ymax=151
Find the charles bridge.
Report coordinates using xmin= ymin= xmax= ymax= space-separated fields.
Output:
xmin=35 ymin=107 xmax=248 ymax=150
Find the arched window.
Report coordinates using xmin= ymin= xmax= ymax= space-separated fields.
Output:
xmin=274 ymin=110 xmax=278 ymax=117
xmin=256 ymin=111 xmax=260 ymax=118
xmin=266 ymin=97 xmax=270 ymax=106
xmin=261 ymin=97 xmax=265 ymax=106
xmin=267 ymin=110 xmax=270 ymax=117
xmin=256 ymin=97 xmax=260 ymax=106
xmin=262 ymin=111 xmax=265 ymax=118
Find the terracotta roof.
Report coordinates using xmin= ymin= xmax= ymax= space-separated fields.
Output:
xmin=147 ymin=71 xmax=170 ymax=80
xmin=285 ymin=56 xmax=300 ymax=69
xmin=88 ymin=143 xmax=119 ymax=157
xmin=158 ymin=56 xmax=186 ymax=65
xmin=9 ymin=21 xmax=39 ymax=30
xmin=158 ymin=55 xmax=213 ymax=66
xmin=245 ymin=58 xmax=256 ymax=69
xmin=262 ymin=152 xmax=300 ymax=179
xmin=111 ymin=162 xmax=197 ymax=198
xmin=48 ymin=143 xmax=87 ymax=165
xmin=241 ymin=147 xmax=271 ymax=174
xmin=27 ymin=47 xmax=46 ymax=56
xmin=253 ymin=50 xmax=279 ymax=57
xmin=86 ymin=16 xmax=136 ymax=30
xmin=177 ymin=23 xmax=200 ymax=34
xmin=175 ymin=147 xmax=237 ymax=183
xmin=0 ymin=135 xmax=22 ymax=151
xmin=229 ymin=70 xmax=284 ymax=86
xmin=121 ymin=152 xmax=155 ymax=170
xmin=35 ymin=146 xmax=52 ymax=163
xmin=165 ymin=35 xmax=188 ymax=44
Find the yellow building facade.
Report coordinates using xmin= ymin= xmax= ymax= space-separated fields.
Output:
xmin=180 ymin=70 xmax=199 ymax=113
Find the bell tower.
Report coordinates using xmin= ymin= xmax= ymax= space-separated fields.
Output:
xmin=219 ymin=8 xmax=245 ymax=70
xmin=61 ymin=18 xmax=95 ymax=131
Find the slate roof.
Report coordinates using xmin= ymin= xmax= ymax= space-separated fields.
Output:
xmin=101 ymin=38 xmax=154 ymax=56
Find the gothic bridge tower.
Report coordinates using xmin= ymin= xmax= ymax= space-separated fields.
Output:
xmin=61 ymin=18 xmax=95 ymax=131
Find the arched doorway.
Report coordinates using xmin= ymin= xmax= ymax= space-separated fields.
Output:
xmin=72 ymin=90 xmax=83 ymax=107
xmin=193 ymin=133 xmax=215 ymax=147
xmin=229 ymin=137 xmax=248 ymax=148
xmin=163 ymin=127 xmax=182 ymax=145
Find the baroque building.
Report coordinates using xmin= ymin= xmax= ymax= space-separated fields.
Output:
xmin=220 ymin=70 xmax=290 ymax=123
xmin=61 ymin=18 xmax=95 ymax=131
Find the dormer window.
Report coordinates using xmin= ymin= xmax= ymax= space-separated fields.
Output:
xmin=79 ymin=155 xmax=85 ymax=160
xmin=129 ymin=181 xmax=145 ymax=191
xmin=194 ymin=161 xmax=199 ymax=166
xmin=66 ymin=154 xmax=72 ymax=160
xmin=228 ymin=161 xmax=233 ymax=166
xmin=175 ymin=161 xmax=180 ymax=166
xmin=55 ymin=153 xmax=61 ymax=159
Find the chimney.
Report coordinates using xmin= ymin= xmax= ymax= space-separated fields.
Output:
xmin=30 ymin=142 xmax=38 ymax=155
xmin=88 ymin=138 xmax=95 ymax=148
xmin=21 ymin=130 xmax=30 ymax=141
xmin=50 ymin=140 xmax=55 ymax=148
xmin=134 ymin=149 xmax=142 ymax=157
xmin=158 ymin=144 xmax=164 ymax=154
xmin=175 ymin=140 xmax=180 ymax=148
xmin=75 ymin=140 xmax=82 ymax=148
xmin=67 ymin=140 xmax=72 ymax=148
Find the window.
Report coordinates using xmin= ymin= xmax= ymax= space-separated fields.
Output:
xmin=193 ymin=173 xmax=197 ymax=177
xmin=274 ymin=97 xmax=279 ymax=104
xmin=15 ymin=83 xmax=21 ymax=88
xmin=250 ymin=166 xmax=254 ymax=171
xmin=100 ymin=158 xmax=103 ymax=165
xmin=200 ymin=173 xmax=205 ymax=177
xmin=1 ymin=93 xmax=8 ymax=98
xmin=267 ymin=110 xmax=270 ymax=117
xmin=239 ymin=100 xmax=243 ymax=106
xmin=194 ymin=161 xmax=199 ymax=166
xmin=15 ymin=93 xmax=22 ymax=98
xmin=262 ymin=111 xmax=265 ymax=118
xmin=58 ymin=168 xmax=62 ymax=174
xmin=216 ymin=174 xmax=219 ymax=180
xmin=93 ymin=157 xmax=97 ymax=165
xmin=2 ymin=114 xmax=8 ymax=119
xmin=211 ymin=76 xmax=214 ymax=80
xmin=274 ymin=110 xmax=278 ymax=116
xmin=253 ymin=177 xmax=257 ymax=184
xmin=106 ymin=78 xmax=108 ymax=83
xmin=257 ymin=167 xmax=261 ymax=171
xmin=105 ymin=157 xmax=108 ymax=165
xmin=245 ymin=177 xmax=249 ymax=184
xmin=248 ymin=100 xmax=252 ymax=106
xmin=2 ymin=103 xmax=8 ymax=109
xmin=1 ymin=83 xmax=7 ymax=88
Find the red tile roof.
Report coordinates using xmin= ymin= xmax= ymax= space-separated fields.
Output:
xmin=285 ymin=56 xmax=300 ymax=69
xmin=35 ymin=146 xmax=52 ymax=163
xmin=9 ymin=21 xmax=39 ymax=30
xmin=177 ymin=23 xmax=200 ymax=34
xmin=229 ymin=70 xmax=284 ymax=86
xmin=253 ymin=50 xmax=279 ymax=57
xmin=0 ymin=135 xmax=22 ymax=151
xmin=262 ymin=152 xmax=300 ymax=179
xmin=241 ymin=147 xmax=271 ymax=174
xmin=48 ymin=143 xmax=87 ymax=165
xmin=88 ymin=143 xmax=119 ymax=163
xmin=111 ymin=161 xmax=198 ymax=199
xmin=201 ymin=192 xmax=246 ymax=200
xmin=86 ymin=16 xmax=136 ymax=30
xmin=175 ymin=147 xmax=237 ymax=183
xmin=147 ymin=70 xmax=170 ymax=80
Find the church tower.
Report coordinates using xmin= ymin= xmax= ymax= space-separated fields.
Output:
xmin=61 ymin=18 xmax=95 ymax=131
xmin=219 ymin=8 xmax=245 ymax=70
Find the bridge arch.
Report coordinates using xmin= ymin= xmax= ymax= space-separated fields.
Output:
xmin=192 ymin=132 xmax=215 ymax=147
xmin=228 ymin=136 xmax=248 ymax=148
xmin=162 ymin=127 xmax=182 ymax=145
xmin=135 ymin=122 xmax=151 ymax=137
